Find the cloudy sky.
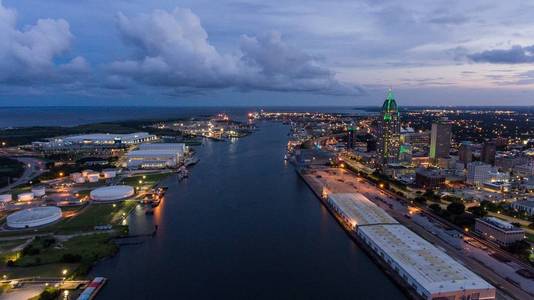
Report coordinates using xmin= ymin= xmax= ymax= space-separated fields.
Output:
xmin=1 ymin=0 xmax=534 ymax=106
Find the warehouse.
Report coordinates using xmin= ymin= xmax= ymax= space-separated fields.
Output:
xmin=90 ymin=185 xmax=135 ymax=202
xmin=126 ymin=143 xmax=186 ymax=169
xmin=17 ymin=192 xmax=34 ymax=202
xmin=138 ymin=143 xmax=186 ymax=153
xmin=326 ymin=193 xmax=398 ymax=230
xmin=32 ymin=132 xmax=157 ymax=151
xmin=358 ymin=224 xmax=495 ymax=300
xmin=7 ymin=207 xmax=62 ymax=229
xmin=58 ymin=132 xmax=156 ymax=145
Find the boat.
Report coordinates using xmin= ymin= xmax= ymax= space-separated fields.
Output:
xmin=185 ymin=156 xmax=200 ymax=167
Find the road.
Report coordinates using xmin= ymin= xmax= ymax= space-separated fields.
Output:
xmin=0 ymin=156 xmax=46 ymax=194
xmin=305 ymin=166 xmax=534 ymax=300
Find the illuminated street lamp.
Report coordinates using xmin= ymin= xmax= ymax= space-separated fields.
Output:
xmin=62 ymin=269 xmax=68 ymax=276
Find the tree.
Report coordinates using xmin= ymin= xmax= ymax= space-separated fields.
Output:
xmin=447 ymin=202 xmax=465 ymax=215
xmin=415 ymin=197 xmax=427 ymax=204
xmin=507 ymin=240 xmax=530 ymax=255
xmin=429 ymin=203 xmax=441 ymax=214
xmin=467 ymin=206 xmax=487 ymax=217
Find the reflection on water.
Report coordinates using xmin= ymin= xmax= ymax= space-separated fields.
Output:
xmin=91 ymin=122 xmax=406 ymax=300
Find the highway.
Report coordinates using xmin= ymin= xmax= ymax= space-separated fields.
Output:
xmin=0 ymin=156 xmax=46 ymax=194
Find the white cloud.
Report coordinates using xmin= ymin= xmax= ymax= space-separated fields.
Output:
xmin=109 ymin=7 xmax=362 ymax=96
xmin=0 ymin=0 xmax=87 ymax=84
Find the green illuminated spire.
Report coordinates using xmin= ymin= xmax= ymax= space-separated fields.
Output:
xmin=382 ymin=88 xmax=398 ymax=116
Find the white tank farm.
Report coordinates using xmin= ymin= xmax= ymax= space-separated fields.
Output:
xmin=0 ymin=194 xmax=12 ymax=202
xmin=70 ymin=172 xmax=82 ymax=180
xmin=90 ymin=185 xmax=134 ymax=202
xmin=86 ymin=173 xmax=100 ymax=182
xmin=31 ymin=186 xmax=46 ymax=197
xmin=82 ymin=169 xmax=94 ymax=177
xmin=101 ymin=169 xmax=117 ymax=179
xmin=17 ymin=192 xmax=34 ymax=201
xmin=7 ymin=206 xmax=62 ymax=229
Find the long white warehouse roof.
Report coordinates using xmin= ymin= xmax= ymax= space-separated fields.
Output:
xmin=358 ymin=224 xmax=494 ymax=297
xmin=138 ymin=143 xmax=185 ymax=152
xmin=328 ymin=193 xmax=398 ymax=226
xmin=62 ymin=132 xmax=155 ymax=144
xmin=126 ymin=149 xmax=182 ymax=158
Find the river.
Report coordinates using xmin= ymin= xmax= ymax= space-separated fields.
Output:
xmin=91 ymin=121 xmax=406 ymax=299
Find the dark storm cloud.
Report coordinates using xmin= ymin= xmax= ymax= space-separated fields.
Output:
xmin=468 ymin=45 xmax=534 ymax=64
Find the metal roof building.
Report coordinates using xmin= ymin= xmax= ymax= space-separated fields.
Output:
xmin=327 ymin=193 xmax=398 ymax=230
xmin=358 ymin=224 xmax=495 ymax=300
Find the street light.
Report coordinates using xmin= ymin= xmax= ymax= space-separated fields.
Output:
xmin=62 ymin=269 xmax=68 ymax=276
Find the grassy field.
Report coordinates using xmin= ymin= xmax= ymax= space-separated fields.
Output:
xmin=120 ymin=172 xmax=173 ymax=188
xmin=13 ymin=234 xmax=118 ymax=267
xmin=0 ymin=200 xmax=135 ymax=238
xmin=53 ymin=200 xmax=137 ymax=234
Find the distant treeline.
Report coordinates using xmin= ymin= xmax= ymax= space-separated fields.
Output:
xmin=0 ymin=157 xmax=25 ymax=188
xmin=0 ymin=118 xmax=188 ymax=146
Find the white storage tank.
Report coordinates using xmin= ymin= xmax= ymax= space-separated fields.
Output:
xmin=90 ymin=185 xmax=135 ymax=202
xmin=101 ymin=169 xmax=116 ymax=179
xmin=70 ymin=172 xmax=82 ymax=180
xmin=0 ymin=194 xmax=12 ymax=202
xmin=31 ymin=186 xmax=46 ymax=197
xmin=86 ymin=173 xmax=100 ymax=183
xmin=74 ymin=177 xmax=85 ymax=184
xmin=17 ymin=192 xmax=34 ymax=202
xmin=82 ymin=169 xmax=94 ymax=177
xmin=7 ymin=206 xmax=62 ymax=229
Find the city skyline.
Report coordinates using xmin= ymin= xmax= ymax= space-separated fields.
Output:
xmin=2 ymin=0 xmax=534 ymax=106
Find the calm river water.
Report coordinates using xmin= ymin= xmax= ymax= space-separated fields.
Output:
xmin=91 ymin=121 xmax=406 ymax=299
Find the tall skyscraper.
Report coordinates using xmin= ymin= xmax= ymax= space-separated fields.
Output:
xmin=458 ymin=141 xmax=473 ymax=167
xmin=347 ymin=125 xmax=356 ymax=149
xmin=377 ymin=89 xmax=400 ymax=167
xmin=481 ymin=141 xmax=497 ymax=165
xmin=430 ymin=118 xmax=452 ymax=161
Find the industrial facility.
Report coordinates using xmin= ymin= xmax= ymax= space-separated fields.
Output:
xmin=6 ymin=206 xmax=62 ymax=229
xmin=126 ymin=143 xmax=186 ymax=169
xmin=33 ymin=132 xmax=157 ymax=149
xmin=325 ymin=193 xmax=495 ymax=300
xmin=90 ymin=185 xmax=135 ymax=202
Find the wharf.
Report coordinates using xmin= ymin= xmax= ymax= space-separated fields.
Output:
xmin=296 ymin=168 xmax=422 ymax=300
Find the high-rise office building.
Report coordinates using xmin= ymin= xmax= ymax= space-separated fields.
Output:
xmin=377 ymin=89 xmax=400 ymax=167
xmin=458 ymin=141 xmax=472 ymax=167
xmin=481 ymin=141 xmax=497 ymax=165
xmin=430 ymin=118 xmax=452 ymax=161
xmin=347 ymin=125 xmax=356 ymax=149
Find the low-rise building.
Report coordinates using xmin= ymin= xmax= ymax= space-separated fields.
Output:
xmin=466 ymin=161 xmax=492 ymax=186
xmin=358 ymin=224 xmax=495 ymax=300
xmin=415 ymin=168 xmax=445 ymax=189
xmin=513 ymin=162 xmax=534 ymax=178
xmin=474 ymin=217 xmax=524 ymax=246
xmin=126 ymin=143 xmax=186 ymax=169
xmin=511 ymin=199 xmax=534 ymax=216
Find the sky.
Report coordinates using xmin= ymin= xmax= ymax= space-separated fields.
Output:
xmin=1 ymin=0 xmax=534 ymax=106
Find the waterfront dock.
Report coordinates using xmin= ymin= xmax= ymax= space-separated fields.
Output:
xmin=297 ymin=166 xmax=497 ymax=300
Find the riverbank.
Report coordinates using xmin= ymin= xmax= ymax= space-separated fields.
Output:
xmin=296 ymin=167 xmax=422 ymax=300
